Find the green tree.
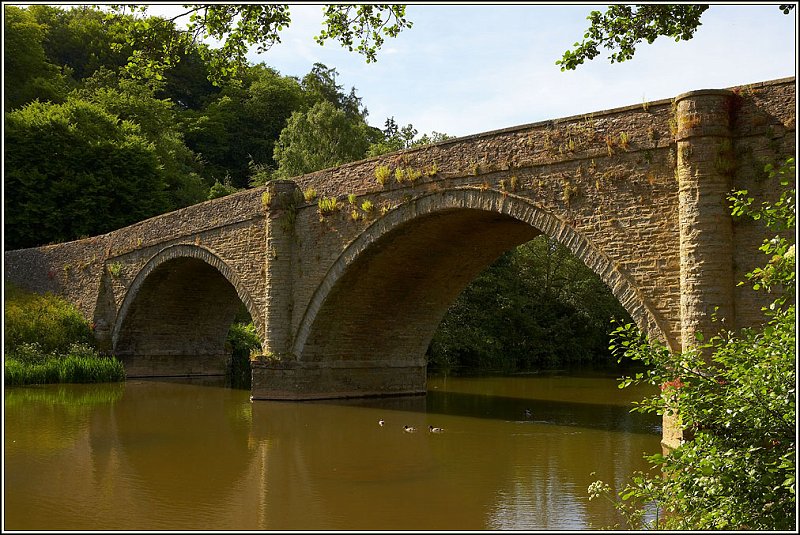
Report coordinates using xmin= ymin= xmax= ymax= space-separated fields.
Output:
xmin=26 ymin=5 xmax=222 ymax=109
xmin=273 ymin=99 xmax=371 ymax=178
xmin=180 ymin=63 xmax=305 ymax=188
xmin=558 ymin=4 xmax=793 ymax=71
xmin=74 ymin=71 xmax=208 ymax=208
xmin=4 ymin=98 xmax=170 ymax=249
xmin=301 ymin=63 xmax=368 ymax=122
xmin=26 ymin=4 xmax=132 ymax=82
xmin=243 ymin=65 xmax=306 ymax=166
xmin=155 ymin=44 xmax=220 ymax=110
xmin=3 ymin=5 xmax=71 ymax=109
xmin=589 ymin=158 xmax=796 ymax=530
xmin=108 ymin=4 xmax=412 ymax=84
xmin=368 ymin=117 xmax=454 ymax=157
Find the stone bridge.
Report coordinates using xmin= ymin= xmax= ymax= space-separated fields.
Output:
xmin=4 ymin=77 xmax=795 ymax=406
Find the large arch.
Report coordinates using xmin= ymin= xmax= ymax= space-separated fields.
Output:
xmin=112 ymin=244 xmax=261 ymax=377
xmin=293 ymin=188 xmax=671 ymax=367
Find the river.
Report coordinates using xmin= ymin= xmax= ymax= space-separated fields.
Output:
xmin=3 ymin=370 xmax=661 ymax=530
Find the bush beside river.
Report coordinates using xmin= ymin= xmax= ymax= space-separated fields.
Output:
xmin=3 ymin=284 xmax=125 ymax=385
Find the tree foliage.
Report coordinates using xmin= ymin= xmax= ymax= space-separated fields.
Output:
xmin=4 ymin=98 xmax=170 ymax=249
xmin=108 ymin=4 xmax=411 ymax=84
xmin=273 ymin=100 xmax=372 ymax=179
xmin=74 ymin=71 xmax=208 ymax=208
xmin=3 ymin=5 xmax=71 ymax=109
xmin=557 ymin=4 xmax=710 ymax=71
xmin=26 ymin=4 xmax=132 ymax=82
xmin=180 ymin=63 xmax=305 ymax=187
xmin=590 ymin=158 xmax=796 ymax=530
xmin=558 ymin=4 xmax=794 ymax=71
xmin=367 ymin=117 xmax=454 ymax=157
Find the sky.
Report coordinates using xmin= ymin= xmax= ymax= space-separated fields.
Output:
xmin=18 ymin=3 xmax=800 ymax=139
xmin=238 ymin=2 xmax=798 ymax=138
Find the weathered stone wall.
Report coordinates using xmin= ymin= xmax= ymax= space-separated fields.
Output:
xmin=728 ymin=79 xmax=796 ymax=330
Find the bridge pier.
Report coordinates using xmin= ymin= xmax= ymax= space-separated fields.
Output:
xmin=252 ymin=180 xmax=428 ymax=400
xmin=664 ymin=88 xmax=736 ymax=450
xmin=261 ymin=180 xmax=299 ymax=360
xmin=676 ymin=89 xmax=736 ymax=349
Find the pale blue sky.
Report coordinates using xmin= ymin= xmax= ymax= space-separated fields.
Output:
xmin=134 ymin=3 xmax=798 ymax=137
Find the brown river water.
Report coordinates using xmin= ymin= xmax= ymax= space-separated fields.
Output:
xmin=4 ymin=371 xmax=660 ymax=530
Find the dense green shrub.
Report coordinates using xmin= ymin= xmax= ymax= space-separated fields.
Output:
xmin=4 ymin=284 xmax=94 ymax=354
xmin=226 ymin=321 xmax=262 ymax=389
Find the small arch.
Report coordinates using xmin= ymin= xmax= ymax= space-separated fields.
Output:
xmin=293 ymin=188 xmax=671 ymax=359
xmin=112 ymin=244 xmax=261 ymax=352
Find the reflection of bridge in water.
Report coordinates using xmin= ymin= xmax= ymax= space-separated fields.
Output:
xmin=4 ymin=77 xmax=795 ymax=448
xmin=3 ymin=378 xmax=663 ymax=530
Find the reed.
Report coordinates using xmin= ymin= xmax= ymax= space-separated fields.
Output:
xmin=4 ymin=342 xmax=125 ymax=386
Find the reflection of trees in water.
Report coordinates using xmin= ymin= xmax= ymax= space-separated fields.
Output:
xmin=5 ymin=383 xmax=124 ymax=453
xmin=482 ymin=419 xmax=660 ymax=529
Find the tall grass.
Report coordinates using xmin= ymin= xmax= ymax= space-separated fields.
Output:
xmin=4 ymin=343 xmax=125 ymax=386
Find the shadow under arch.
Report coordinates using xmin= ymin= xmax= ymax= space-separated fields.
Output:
xmin=293 ymin=188 xmax=671 ymax=365
xmin=112 ymin=244 xmax=262 ymax=377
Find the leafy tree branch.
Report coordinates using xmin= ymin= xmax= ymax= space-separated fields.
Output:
xmin=557 ymin=4 xmax=793 ymax=71
xmin=107 ymin=4 xmax=411 ymax=83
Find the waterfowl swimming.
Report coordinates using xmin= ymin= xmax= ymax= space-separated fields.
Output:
xmin=403 ymin=425 xmax=417 ymax=433
xmin=378 ymin=418 xmax=385 ymax=427
xmin=429 ymin=425 xmax=445 ymax=433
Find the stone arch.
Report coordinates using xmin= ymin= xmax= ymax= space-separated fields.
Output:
xmin=293 ymin=188 xmax=670 ymax=363
xmin=112 ymin=244 xmax=261 ymax=377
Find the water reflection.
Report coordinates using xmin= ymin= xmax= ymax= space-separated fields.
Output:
xmin=4 ymin=373 xmax=661 ymax=530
